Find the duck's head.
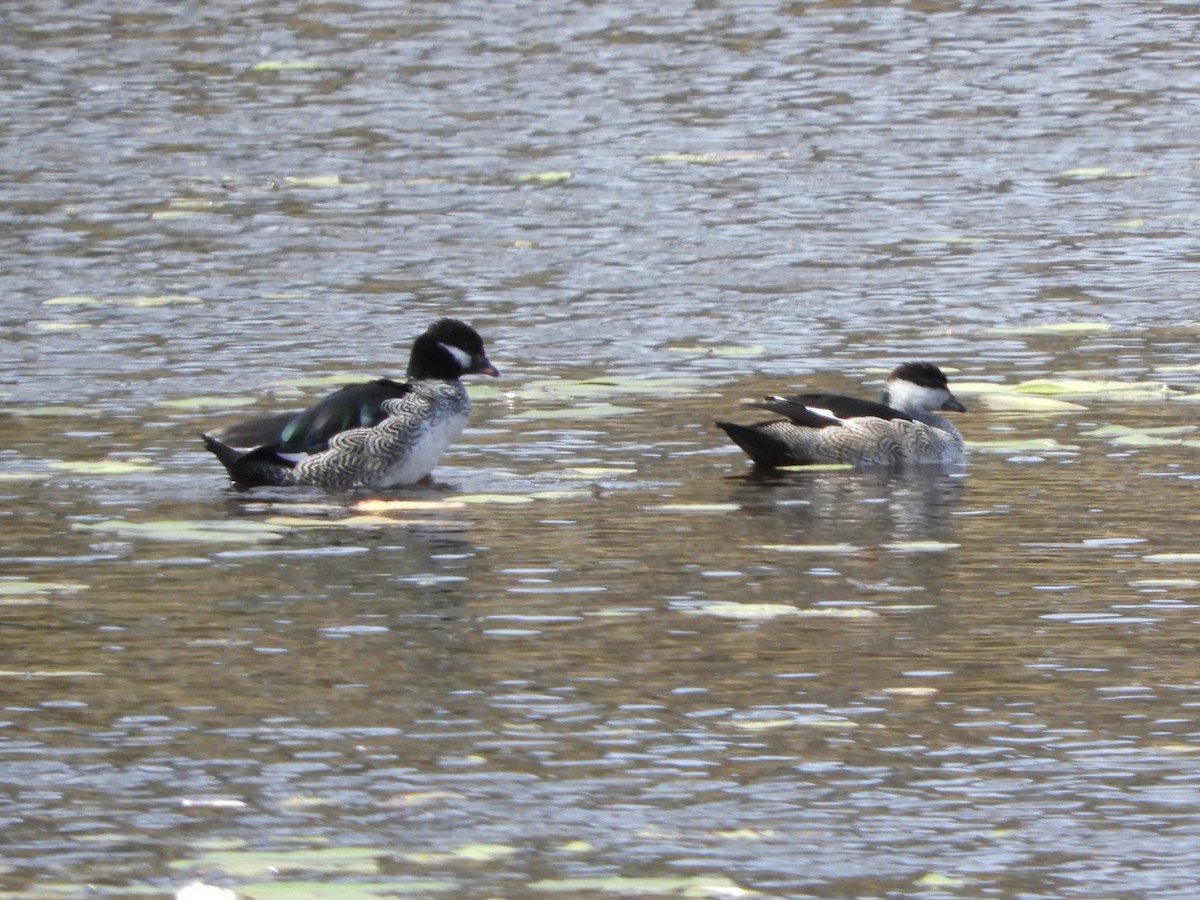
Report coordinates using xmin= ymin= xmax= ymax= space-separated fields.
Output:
xmin=882 ymin=362 xmax=966 ymax=415
xmin=407 ymin=318 xmax=500 ymax=381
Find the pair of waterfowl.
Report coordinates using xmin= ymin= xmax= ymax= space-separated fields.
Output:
xmin=202 ymin=319 xmax=966 ymax=489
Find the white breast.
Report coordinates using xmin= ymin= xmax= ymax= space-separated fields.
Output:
xmin=375 ymin=411 xmax=468 ymax=487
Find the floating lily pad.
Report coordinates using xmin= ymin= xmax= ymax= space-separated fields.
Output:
xmin=1008 ymin=378 xmax=1176 ymax=400
xmin=50 ymin=460 xmax=164 ymax=475
xmin=0 ymin=669 xmax=102 ymax=677
xmin=74 ymin=519 xmax=286 ymax=543
xmin=455 ymin=494 xmax=536 ymax=505
xmin=1129 ymin=578 xmax=1200 ymax=587
xmin=233 ymin=882 xmax=448 ymax=899
xmin=518 ymin=171 xmax=572 ymax=184
xmin=353 ymin=499 xmax=466 ymax=512
xmin=1107 ymin=433 xmax=1195 ymax=447
xmin=1058 ymin=167 xmax=1145 ymax=179
xmin=1144 ymin=553 xmax=1200 ymax=563
xmin=0 ymin=581 xmax=88 ymax=596
xmin=253 ymin=60 xmax=328 ymax=72
xmin=173 ymin=847 xmax=381 ymax=879
xmin=284 ymin=175 xmax=345 ymax=188
xmin=529 ymin=875 xmax=747 ymax=895
xmin=688 ymin=602 xmax=800 ymax=620
xmin=36 ymin=322 xmax=91 ymax=331
xmin=408 ymin=843 xmax=517 ymax=864
xmin=1086 ymin=424 xmax=1197 ymax=437
xmin=979 ymin=394 xmax=1088 ymax=412
xmin=263 ymin=514 xmax=405 ymax=529
xmin=688 ymin=603 xmax=876 ymax=621
xmin=646 ymin=502 xmax=741 ymax=513
xmin=757 ymin=543 xmax=861 ymax=553
xmin=882 ymin=541 xmax=961 ymax=552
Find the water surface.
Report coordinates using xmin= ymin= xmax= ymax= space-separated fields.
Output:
xmin=5 ymin=2 xmax=1200 ymax=897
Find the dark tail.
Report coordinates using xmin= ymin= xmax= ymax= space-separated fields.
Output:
xmin=201 ymin=433 xmax=294 ymax=487
xmin=715 ymin=421 xmax=803 ymax=468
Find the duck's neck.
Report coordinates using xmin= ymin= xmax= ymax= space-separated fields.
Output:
xmin=911 ymin=410 xmax=963 ymax=443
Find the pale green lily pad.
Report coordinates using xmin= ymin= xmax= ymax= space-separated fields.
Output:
xmin=1129 ymin=578 xmax=1200 ymax=587
xmin=518 ymin=171 xmax=572 ymax=184
xmin=689 ymin=602 xmax=800 ymax=620
xmin=0 ymin=669 xmax=103 ymax=678
xmin=0 ymin=581 xmax=88 ymax=595
xmin=172 ymin=847 xmax=380 ymax=878
xmin=529 ymin=875 xmax=747 ymax=895
xmin=917 ymin=873 xmax=969 ymax=888
xmin=689 ymin=603 xmax=876 ymax=621
xmin=1009 ymin=378 xmax=1176 ymax=400
xmin=646 ymin=502 xmax=741 ymax=513
xmin=882 ymin=541 xmax=960 ymax=552
xmin=1144 ymin=553 xmax=1200 ymax=563
xmin=36 ymin=322 xmax=91 ymax=331
xmin=1108 ymin=433 xmax=1196 ymax=447
xmin=1086 ymin=424 xmax=1197 ymax=437
xmin=234 ymin=882 xmax=450 ymax=899
xmin=529 ymin=489 xmax=592 ymax=500
xmin=74 ymin=519 xmax=286 ymax=543
xmin=50 ymin=460 xmax=164 ymax=475
xmin=158 ymin=396 xmax=257 ymax=410
xmin=1058 ymin=167 xmax=1145 ymax=179
xmin=979 ymin=394 xmax=1088 ymax=412
xmin=264 ymin=514 xmax=406 ymax=529
xmin=514 ymin=404 xmax=642 ymax=420
xmin=284 ymin=175 xmax=344 ymax=188
xmin=641 ymin=152 xmax=729 ymax=164
xmin=757 ymin=543 xmax=861 ymax=553
xmin=404 ymin=843 xmax=516 ymax=864
xmin=253 ymin=60 xmax=328 ymax=72
xmin=42 ymin=296 xmax=103 ymax=307
xmin=5 ymin=404 xmax=96 ymax=417
xmin=455 ymin=494 xmax=536 ymax=505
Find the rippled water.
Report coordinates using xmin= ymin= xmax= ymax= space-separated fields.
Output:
xmin=6 ymin=1 xmax=1200 ymax=897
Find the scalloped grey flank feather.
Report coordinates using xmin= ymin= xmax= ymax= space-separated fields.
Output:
xmin=716 ymin=362 xmax=966 ymax=468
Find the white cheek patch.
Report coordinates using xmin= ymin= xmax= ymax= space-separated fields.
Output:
xmin=440 ymin=343 xmax=473 ymax=369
